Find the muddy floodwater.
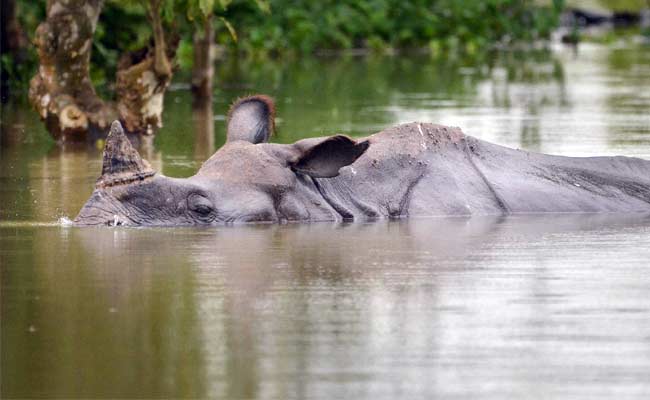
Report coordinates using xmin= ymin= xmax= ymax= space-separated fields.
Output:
xmin=2 ymin=44 xmax=650 ymax=399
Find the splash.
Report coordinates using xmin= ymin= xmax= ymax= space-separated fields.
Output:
xmin=58 ymin=216 xmax=74 ymax=227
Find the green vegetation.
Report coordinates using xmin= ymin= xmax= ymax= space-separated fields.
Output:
xmin=0 ymin=0 xmax=44 ymax=93
xmin=225 ymin=0 xmax=565 ymax=56
xmin=4 ymin=0 xmax=565 ymax=93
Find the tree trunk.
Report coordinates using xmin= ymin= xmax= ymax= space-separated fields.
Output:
xmin=29 ymin=0 xmax=177 ymax=141
xmin=193 ymin=99 xmax=215 ymax=161
xmin=29 ymin=0 xmax=116 ymax=140
xmin=191 ymin=16 xmax=215 ymax=108
xmin=116 ymin=0 xmax=176 ymax=135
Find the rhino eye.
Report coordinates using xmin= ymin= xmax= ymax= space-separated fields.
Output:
xmin=187 ymin=193 xmax=216 ymax=221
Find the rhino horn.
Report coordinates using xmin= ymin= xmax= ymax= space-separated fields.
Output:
xmin=97 ymin=121 xmax=155 ymax=188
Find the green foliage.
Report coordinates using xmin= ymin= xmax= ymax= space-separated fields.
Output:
xmin=1 ymin=53 xmax=35 ymax=92
xmin=2 ymin=0 xmax=45 ymax=90
xmin=176 ymin=38 xmax=195 ymax=71
xmin=223 ymin=0 xmax=566 ymax=56
xmin=595 ymin=0 xmax=648 ymax=12
xmin=5 ymin=0 xmax=566 ymax=93
xmin=183 ymin=0 xmax=232 ymax=20
xmin=91 ymin=2 xmax=152 ymax=87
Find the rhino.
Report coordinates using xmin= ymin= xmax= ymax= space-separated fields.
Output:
xmin=74 ymin=95 xmax=650 ymax=226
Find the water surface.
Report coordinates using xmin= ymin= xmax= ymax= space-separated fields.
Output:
xmin=2 ymin=44 xmax=650 ymax=399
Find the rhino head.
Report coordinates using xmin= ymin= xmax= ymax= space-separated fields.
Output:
xmin=74 ymin=95 xmax=369 ymax=226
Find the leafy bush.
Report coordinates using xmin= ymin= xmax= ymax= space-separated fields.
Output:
xmin=224 ymin=0 xmax=565 ymax=56
xmin=4 ymin=0 xmax=565 ymax=92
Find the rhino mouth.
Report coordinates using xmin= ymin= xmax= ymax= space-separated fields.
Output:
xmin=74 ymin=207 xmax=133 ymax=227
xmin=73 ymin=191 xmax=135 ymax=226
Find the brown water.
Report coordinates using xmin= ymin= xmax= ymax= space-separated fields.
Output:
xmin=2 ymin=44 xmax=650 ymax=399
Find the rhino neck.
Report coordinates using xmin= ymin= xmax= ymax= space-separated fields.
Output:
xmin=273 ymin=174 xmax=340 ymax=222
xmin=310 ymin=176 xmax=378 ymax=220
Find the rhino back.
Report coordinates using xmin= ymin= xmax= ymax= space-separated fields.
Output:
xmin=313 ymin=123 xmax=505 ymax=218
xmin=315 ymin=122 xmax=650 ymax=219
xmin=467 ymin=137 xmax=650 ymax=213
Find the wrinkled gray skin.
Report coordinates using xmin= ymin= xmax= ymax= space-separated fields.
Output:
xmin=75 ymin=96 xmax=650 ymax=226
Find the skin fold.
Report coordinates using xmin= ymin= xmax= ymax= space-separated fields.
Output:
xmin=74 ymin=95 xmax=650 ymax=227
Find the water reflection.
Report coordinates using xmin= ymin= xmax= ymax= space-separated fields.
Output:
xmin=3 ymin=215 xmax=650 ymax=398
xmin=2 ymin=44 xmax=650 ymax=399
xmin=193 ymin=101 xmax=216 ymax=162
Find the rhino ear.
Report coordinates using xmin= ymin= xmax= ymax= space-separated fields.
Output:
xmin=226 ymin=95 xmax=275 ymax=144
xmin=96 ymin=121 xmax=155 ymax=188
xmin=291 ymin=135 xmax=369 ymax=178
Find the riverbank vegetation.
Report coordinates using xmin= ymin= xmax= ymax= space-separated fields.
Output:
xmin=3 ymin=0 xmax=565 ymax=93
xmin=5 ymin=0 xmax=648 ymax=141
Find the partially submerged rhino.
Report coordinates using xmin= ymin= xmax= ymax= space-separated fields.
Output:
xmin=75 ymin=95 xmax=650 ymax=226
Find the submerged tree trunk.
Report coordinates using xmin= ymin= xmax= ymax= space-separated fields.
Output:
xmin=191 ymin=16 xmax=215 ymax=107
xmin=29 ymin=0 xmax=176 ymax=141
xmin=116 ymin=0 xmax=176 ymax=135
xmin=29 ymin=0 xmax=115 ymax=140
